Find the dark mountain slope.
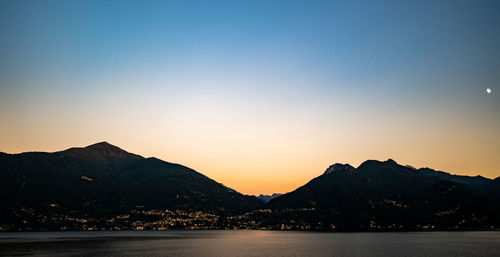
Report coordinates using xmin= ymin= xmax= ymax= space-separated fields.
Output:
xmin=418 ymin=167 xmax=500 ymax=202
xmin=0 ymin=142 xmax=143 ymax=211
xmin=486 ymin=178 xmax=500 ymax=202
xmin=111 ymin=157 xmax=261 ymax=214
xmin=0 ymin=142 xmax=262 ymax=230
xmin=263 ymin=159 xmax=500 ymax=231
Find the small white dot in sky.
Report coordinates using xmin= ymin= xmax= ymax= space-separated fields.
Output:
xmin=486 ymin=88 xmax=492 ymax=94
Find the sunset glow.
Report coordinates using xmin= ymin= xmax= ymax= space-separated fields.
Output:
xmin=1 ymin=0 xmax=499 ymax=195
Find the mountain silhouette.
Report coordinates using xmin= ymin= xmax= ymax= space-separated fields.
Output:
xmin=0 ymin=142 xmax=262 ymax=230
xmin=262 ymin=159 xmax=500 ymax=231
xmin=257 ymin=193 xmax=283 ymax=203
xmin=1 ymin=144 xmax=499 ymax=231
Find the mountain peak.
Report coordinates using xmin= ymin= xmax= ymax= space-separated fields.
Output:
xmin=62 ymin=142 xmax=143 ymax=161
xmin=257 ymin=193 xmax=283 ymax=203
xmin=86 ymin=141 xmax=114 ymax=148
xmin=323 ymin=163 xmax=355 ymax=175
xmin=357 ymin=159 xmax=400 ymax=170
xmin=385 ymin=158 xmax=398 ymax=165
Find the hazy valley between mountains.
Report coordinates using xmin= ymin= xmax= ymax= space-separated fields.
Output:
xmin=1 ymin=142 xmax=499 ymax=232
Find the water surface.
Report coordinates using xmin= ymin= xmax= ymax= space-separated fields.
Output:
xmin=1 ymin=230 xmax=499 ymax=257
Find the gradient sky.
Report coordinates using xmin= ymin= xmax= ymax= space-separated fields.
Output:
xmin=1 ymin=0 xmax=499 ymax=195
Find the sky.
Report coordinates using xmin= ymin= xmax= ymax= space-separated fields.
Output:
xmin=1 ymin=0 xmax=499 ymax=195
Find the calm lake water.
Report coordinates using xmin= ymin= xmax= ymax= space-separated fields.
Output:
xmin=1 ymin=230 xmax=499 ymax=257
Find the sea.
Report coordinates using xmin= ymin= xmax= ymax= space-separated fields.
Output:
xmin=1 ymin=230 xmax=499 ymax=257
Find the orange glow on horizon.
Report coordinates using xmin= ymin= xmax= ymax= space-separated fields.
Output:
xmin=1 ymin=137 xmax=499 ymax=196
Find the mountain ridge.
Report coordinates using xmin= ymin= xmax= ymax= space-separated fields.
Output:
xmin=0 ymin=142 xmax=262 ymax=231
xmin=1 ymin=143 xmax=499 ymax=231
xmin=256 ymin=193 xmax=283 ymax=203
xmin=259 ymin=158 xmax=500 ymax=231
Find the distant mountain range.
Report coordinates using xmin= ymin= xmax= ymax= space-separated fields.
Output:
xmin=1 ymin=143 xmax=499 ymax=231
xmin=257 ymin=193 xmax=283 ymax=203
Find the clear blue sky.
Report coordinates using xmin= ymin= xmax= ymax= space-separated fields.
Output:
xmin=1 ymin=0 xmax=499 ymax=194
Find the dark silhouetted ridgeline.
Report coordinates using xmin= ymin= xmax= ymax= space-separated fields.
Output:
xmin=1 ymin=143 xmax=499 ymax=231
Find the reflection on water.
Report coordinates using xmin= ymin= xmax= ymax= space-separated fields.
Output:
xmin=1 ymin=230 xmax=500 ymax=257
